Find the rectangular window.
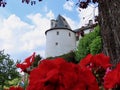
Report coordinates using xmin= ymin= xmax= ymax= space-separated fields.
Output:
xmin=57 ymin=31 xmax=59 ymax=35
xmin=69 ymin=32 xmax=71 ymax=37
xmin=55 ymin=42 xmax=58 ymax=45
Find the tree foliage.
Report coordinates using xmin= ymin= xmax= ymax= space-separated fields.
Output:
xmin=46 ymin=51 xmax=77 ymax=64
xmin=32 ymin=54 xmax=42 ymax=67
xmin=0 ymin=0 xmax=42 ymax=7
xmin=0 ymin=50 xmax=20 ymax=90
xmin=77 ymin=0 xmax=98 ymax=8
xmin=0 ymin=0 xmax=98 ymax=7
xmin=89 ymin=36 xmax=102 ymax=55
xmin=58 ymin=51 xmax=77 ymax=63
xmin=75 ymin=25 xmax=102 ymax=61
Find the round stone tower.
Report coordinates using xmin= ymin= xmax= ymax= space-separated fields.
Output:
xmin=45 ymin=15 xmax=76 ymax=58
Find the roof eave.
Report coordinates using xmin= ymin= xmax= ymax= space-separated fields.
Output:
xmin=45 ymin=27 xmax=76 ymax=35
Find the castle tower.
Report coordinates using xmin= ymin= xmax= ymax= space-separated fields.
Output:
xmin=45 ymin=15 xmax=76 ymax=57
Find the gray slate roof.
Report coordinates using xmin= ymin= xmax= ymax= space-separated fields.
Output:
xmin=53 ymin=15 xmax=71 ymax=29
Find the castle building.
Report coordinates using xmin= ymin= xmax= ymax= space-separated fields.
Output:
xmin=45 ymin=15 xmax=97 ymax=58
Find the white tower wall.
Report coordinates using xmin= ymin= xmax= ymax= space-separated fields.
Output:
xmin=45 ymin=29 xmax=76 ymax=57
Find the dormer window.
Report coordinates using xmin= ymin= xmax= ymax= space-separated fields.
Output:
xmin=65 ymin=25 xmax=68 ymax=27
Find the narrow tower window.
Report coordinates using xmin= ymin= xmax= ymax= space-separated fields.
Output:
xmin=57 ymin=31 xmax=59 ymax=35
xmin=55 ymin=42 xmax=58 ymax=46
xmin=69 ymin=32 xmax=71 ymax=37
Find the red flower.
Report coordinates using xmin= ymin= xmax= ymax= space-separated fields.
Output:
xmin=92 ymin=53 xmax=112 ymax=69
xmin=79 ymin=53 xmax=112 ymax=89
xmin=26 ymin=58 xmax=99 ymax=90
xmin=104 ymin=63 xmax=120 ymax=89
xmin=79 ymin=53 xmax=112 ymax=70
xmin=9 ymin=86 xmax=24 ymax=90
xmin=16 ymin=52 xmax=35 ymax=72
xmin=79 ymin=54 xmax=93 ymax=68
xmin=78 ymin=67 xmax=99 ymax=90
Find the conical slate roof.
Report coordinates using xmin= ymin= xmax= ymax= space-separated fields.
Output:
xmin=54 ymin=15 xmax=71 ymax=29
xmin=45 ymin=15 xmax=73 ymax=35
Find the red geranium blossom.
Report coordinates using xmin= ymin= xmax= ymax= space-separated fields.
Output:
xmin=79 ymin=53 xmax=112 ymax=89
xmin=79 ymin=54 xmax=93 ymax=69
xmin=26 ymin=58 xmax=99 ymax=90
xmin=104 ymin=63 xmax=120 ymax=89
xmin=9 ymin=86 xmax=24 ymax=90
xmin=79 ymin=53 xmax=112 ymax=70
xmin=16 ymin=52 xmax=35 ymax=73
xmin=92 ymin=53 xmax=112 ymax=69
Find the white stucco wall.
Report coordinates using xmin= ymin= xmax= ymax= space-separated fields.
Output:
xmin=45 ymin=29 xmax=76 ymax=57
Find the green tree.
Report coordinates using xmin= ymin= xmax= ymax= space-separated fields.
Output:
xmin=0 ymin=50 xmax=20 ymax=90
xmin=90 ymin=36 xmax=102 ymax=55
xmin=71 ymin=0 xmax=120 ymax=66
xmin=75 ymin=26 xmax=102 ymax=61
xmin=46 ymin=51 xmax=77 ymax=63
xmin=58 ymin=51 xmax=77 ymax=63
xmin=32 ymin=54 xmax=42 ymax=67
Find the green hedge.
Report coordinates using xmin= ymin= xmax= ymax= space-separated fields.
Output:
xmin=75 ymin=25 xmax=102 ymax=62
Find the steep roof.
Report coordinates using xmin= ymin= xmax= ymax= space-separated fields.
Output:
xmin=45 ymin=15 xmax=74 ymax=35
xmin=54 ymin=15 xmax=71 ymax=29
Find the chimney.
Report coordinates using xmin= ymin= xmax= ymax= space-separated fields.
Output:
xmin=51 ymin=19 xmax=56 ymax=28
xmin=88 ymin=20 xmax=93 ymax=26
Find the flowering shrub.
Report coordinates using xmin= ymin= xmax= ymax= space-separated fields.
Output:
xmin=79 ymin=53 xmax=113 ymax=88
xmin=15 ymin=53 xmax=120 ymax=90
xmin=26 ymin=58 xmax=99 ymax=90
xmin=79 ymin=53 xmax=120 ymax=90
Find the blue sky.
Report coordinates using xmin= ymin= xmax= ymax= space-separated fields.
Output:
xmin=0 ymin=0 xmax=98 ymax=61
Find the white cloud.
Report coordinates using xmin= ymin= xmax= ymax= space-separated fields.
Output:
xmin=0 ymin=11 xmax=53 ymax=60
xmin=77 ymin=5 xmax=98 ymax=27
xmin=63 ymin=1 xmax=74 ymax=11
xmin=46 ymin=10 xmax=55 ymax=19
xmin=63 ymin=15 xmax=79 ymax=30
xmin=0 ymin=15 xmax=33 ymax=53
